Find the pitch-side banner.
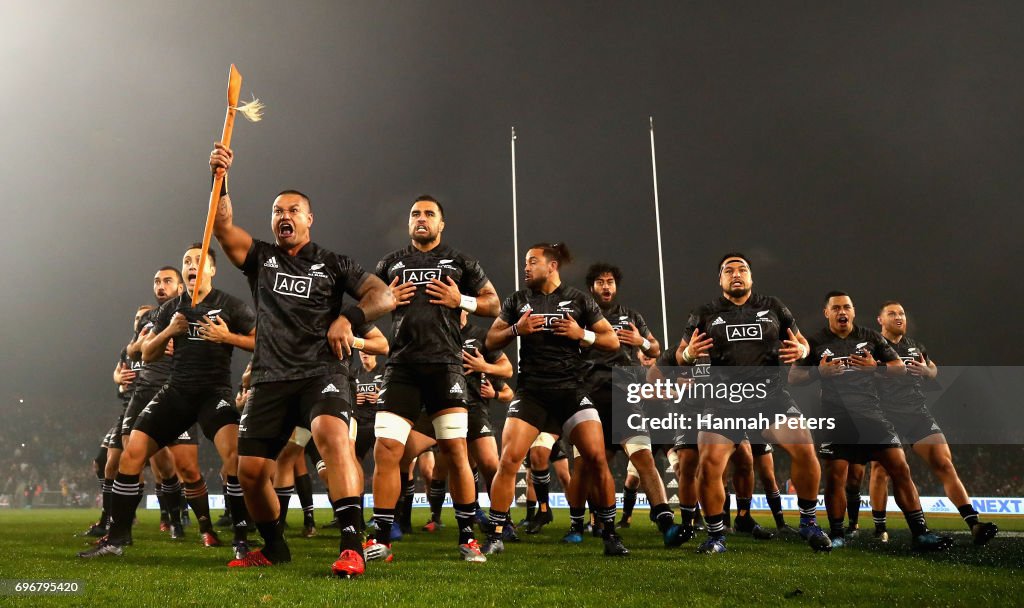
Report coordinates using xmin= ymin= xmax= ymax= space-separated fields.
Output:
xmin=146 ymin=494 xmax=1024 ymax=515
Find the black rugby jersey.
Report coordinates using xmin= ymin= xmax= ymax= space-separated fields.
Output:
xmin=153 ymin=288 xmax=256 ymax=390
xmin=352 ymin=355 xmax=386 ymax=421
xmin=499 ymin=284 xmax=605 ymax=390
xmin=801 ymin=325 xmax=900 ymax=415
xmin=375 ymin=244 xmax=490 ymax=365
xmin=461 ymin=321 xmax=505 ymax=404
xmin=242 ymin=239 xmax=368 ymax=384
xmin=876 ymin=335 xmax=931 ymax=413
xmin=681 ymin=293 xmax=799 ymax=399
xmin=118 ymin=346 xmax=142 ymax=404
xmin=584 ymin=303 xmax=649 ymax=383
xmin=133 ymin=307 xmax=174 ymax=389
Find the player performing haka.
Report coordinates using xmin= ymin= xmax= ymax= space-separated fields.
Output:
xmin=580 ymin=262 xmax=690 ymax=545
xmin=207 ymin=143 xmax=394 ymax=577
xmin=366 ymin=195 xmax=500 ymax=564
xmin=79 ymin=244 xmax=256 ymax=559
xmin=483 ymin=243 xmax=628 ymax=556
xmin=862 ymin=301 xmax=996 ymax=545
xmin=659 ymin=253 xmax=830 ymax=554
xmin=790 ymin=291 xmax=952 ymax=551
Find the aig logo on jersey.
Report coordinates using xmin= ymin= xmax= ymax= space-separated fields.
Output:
xmin=402 ymin=268 xmax=442 ymax=285
xmin=274 ymin=272 xmax=313 ymax=299
xmin=186 ymin=309 xmax=223 ymax=341
xmin=536 ymin=313 xmax=566 ymax=331
xmin=726 ymin=323 xmax=762 ymax=341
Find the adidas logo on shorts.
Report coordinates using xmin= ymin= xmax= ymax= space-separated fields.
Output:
xmin=449 ymin=383 xmax=463 ymax=394
xmin=579 ymin=396 xmax=593 ymax=406
xmin=480 ymin=425 xmax=490 ymax=433
xmin=711 ymin=317 xmax=725 ymax=326
xmin=264 ymin=256 xmax=279 ymax=268
xmin=216 ymin=400 xmax=231 ymax=409
xmin=322 ymin=383 xmax=340 ymax=394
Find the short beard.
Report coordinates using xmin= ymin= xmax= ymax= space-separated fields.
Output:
xmin=725 ymin=285 xmax=750 ymax=299
xmin=411 ymin=230 xmax=436 ymax=245
xmin=525 ymin=276 xmax=545 ymax=290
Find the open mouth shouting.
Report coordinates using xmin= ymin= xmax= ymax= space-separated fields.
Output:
xmin=278 ymin=220 xmax=295 ymax=239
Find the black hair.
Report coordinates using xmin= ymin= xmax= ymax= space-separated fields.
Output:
xmin=718 ymin=252 xmax=751 ymax=272
xmin=157 ymin=265 xmax=184 ymax=283
xmin=187 ymin=242 xmax=216 ymax=267
xmin=824 ymin=290 xmax=849 ymax=304
xmin=528 ymin=242 xmax=573 ymax=268
xmin=276 ymin=189 xmax=312 ymax=212
xmin=413 ymin=194 xmax=444 ymax=219
xmin=586 ymin=262 xmax=622 ymax=286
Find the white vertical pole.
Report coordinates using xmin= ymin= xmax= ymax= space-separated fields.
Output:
xmin=649 ymin=117 xmax=670 ymax=348
xmin=511 ymin=127 xmax=520 ymax=291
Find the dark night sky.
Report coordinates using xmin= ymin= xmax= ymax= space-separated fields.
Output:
xmin=2 ymin=1 xmax=1023 ymax=412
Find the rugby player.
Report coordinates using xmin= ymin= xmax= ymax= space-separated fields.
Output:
xmin=660 ymin=253 xmax=830 ymax=554
xmin=580 ymin=262 xmax=689 ymax=545
xmin=865 ymin=301 xmax=997 ymax=545
xmin=483 ymin=243 xmax=628 ymax=556
xmin=366 ymin=196 xmax=500 ymax=563
xmin=790 ymin=292 xmax=952 ymax=551
xmin=207 ymin=143 xmax=394 ymax=577
xmin=79 ymin=244 xmax=256 ymax=558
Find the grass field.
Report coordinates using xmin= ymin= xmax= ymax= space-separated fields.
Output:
xmin=2 ymin=508 xmax=1022 ymax=607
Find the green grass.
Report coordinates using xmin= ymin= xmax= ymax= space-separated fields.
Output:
xmin=2 ymin=509 xmax=1023 ymax=607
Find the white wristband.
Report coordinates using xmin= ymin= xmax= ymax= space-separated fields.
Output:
xmin=797 ymin=343 xmax=808 ymax=359
xmin=459 ymin=295 xmax=478 ymax=313
xmin=581 ymin=329 xmax=596 ymax=346
xmin=352 ymin=337 xmax=365 ymax=350
xmin=641 ymin=338 xmax=651 ymax=351
xmin=681 ymin=347 xmax=696 ymax=363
